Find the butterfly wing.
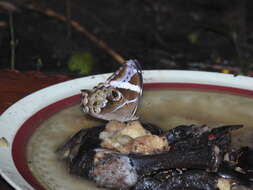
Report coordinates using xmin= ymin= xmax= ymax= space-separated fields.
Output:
xmin=81 ymin=60 xmax=143 ymax=122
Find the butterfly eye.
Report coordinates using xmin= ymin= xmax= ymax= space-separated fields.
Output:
xmin=108 ymin=90 xmax=122 ymax=101
xmin=82 ymin=106 xmax=89 ymax=113
xmin=93 ymin=107 xmax=101 ymax=113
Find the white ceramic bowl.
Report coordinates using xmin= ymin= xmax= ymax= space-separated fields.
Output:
xmin=0 ymin=70 xmax=253 ymax=190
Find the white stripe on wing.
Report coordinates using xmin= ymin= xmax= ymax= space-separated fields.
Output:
xmin=109 ymin=81 xmax=141 ymax=93
xmin=111 ymin=98 xmax=138 ymax=113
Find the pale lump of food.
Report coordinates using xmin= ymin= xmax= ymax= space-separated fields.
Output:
xmin=99 ymin=120 xmax=169 ymax=154
xmin=0 ymin=137 xmax=9 ymax=148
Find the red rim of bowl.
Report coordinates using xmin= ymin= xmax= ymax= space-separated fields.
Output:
xmin=12 ymin=82 xmax=253 ymax=190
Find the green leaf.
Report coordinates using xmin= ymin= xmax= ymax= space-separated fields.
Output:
xmin=188 ymin=32 xmax=199 ymax=44
xmin=68 ymin=52 xmax=94 ymax=74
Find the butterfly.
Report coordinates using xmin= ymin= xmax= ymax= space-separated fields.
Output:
xmin=81 ymin=60 xmax=143 ymax=122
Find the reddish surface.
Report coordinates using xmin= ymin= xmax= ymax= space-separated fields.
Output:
xmin=144 ymin=83 xmax=253 ymax=97
xmin=0 ymin=69 xmax=71 ymax=190
xmin=0 ymin=69 xmax=71 ymax=114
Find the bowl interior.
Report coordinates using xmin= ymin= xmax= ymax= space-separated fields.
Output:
xmin=13 ymin=83 xmax=253 ymax=190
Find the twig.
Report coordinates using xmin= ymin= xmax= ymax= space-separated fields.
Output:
xmin=0 ymin=21 xmax=7 ymax=27
xmin=36 ymin=58 xmax=43 ymax=71
xmin=0 ymin=1 xmax=18 ymax=69
xmin=65 ymin=0 xmax=72 ymax=38
xmin=9 ymin=11 xmax=16 ymax=70
xmin=26 ymin=4 xmax=125 ymax=64
xmin=0 ymin=1 xmax=18 ymax=11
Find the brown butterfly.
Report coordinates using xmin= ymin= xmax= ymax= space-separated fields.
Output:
xmin=81 ymin=60 xmax=143 ymax=122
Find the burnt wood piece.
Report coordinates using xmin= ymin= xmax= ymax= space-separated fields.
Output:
xmin=130 ymin=145 xmax=221 ymax=175
xmin=236 ymin=147 xmax=253 ymax=174
xmin=56 ymin=125 xmax=105 ymax=163
xmin=57 ymin=123 xmax=249 ymax=189
xmin=225 ymin=147 xmax=253 ymax=182
xmin=85 ymin=145 xmax=221 ymax=188
xmin=165 ymin=124 xmax=209 ymax=144
xmin=165 ymin=125 xmax=243 ymax=154
xmin=209 ymin=125 xmax=243 ymax=153
xmin=132 ymin=168 xmax=253 ymax=190
xmin=218 ymin=164 xmax=253 ymax=188
xmin=141 ymin=122 xmax=165 ymax=135
xmin=131 ymin=170 xmax=218 ymax=190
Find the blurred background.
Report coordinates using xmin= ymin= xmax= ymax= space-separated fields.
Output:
xmin=1 ymin=1 xmax=253 ymax=189
xmin=1 ymin=0 xmax=253 ymax=76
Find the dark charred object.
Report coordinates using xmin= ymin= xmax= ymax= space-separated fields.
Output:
xmin=132 ymin=168 xmax=253 ymax=190
xmin=166 ymin=124 xmax=243 ymax=154
xmin=228 ymin=147 xmax=253 ymax=175
xmin=86 ymin=145 xmax=220 ymax=189
xmin=222 ymin=146 xmax=253 ymax=183
xmin=131 ymin=170 xmax=218 ymax=190
xmin=57 ymin=123 xmax=253 ymax=189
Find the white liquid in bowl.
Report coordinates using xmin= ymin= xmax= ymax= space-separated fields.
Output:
xmin=27 ymin=89 xmax=253 ymax=190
